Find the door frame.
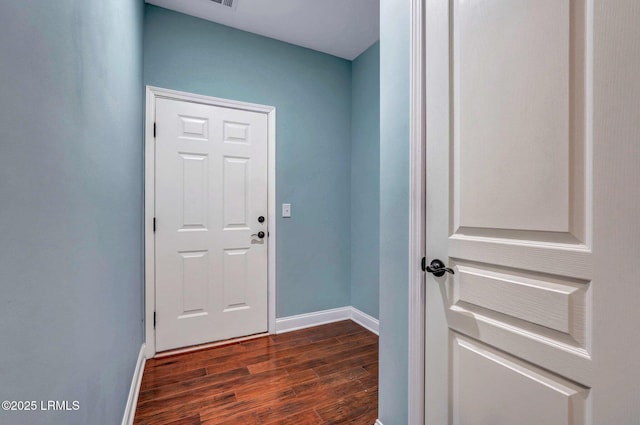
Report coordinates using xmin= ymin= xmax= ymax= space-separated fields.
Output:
xmin=408 ymin=0 xmax=426 ymax=423
xmin=143 ymin=86 xmax=277 ymax=358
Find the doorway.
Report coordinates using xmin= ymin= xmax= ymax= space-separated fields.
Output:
xmin=144 ymin=86 xmax=276 ymax=357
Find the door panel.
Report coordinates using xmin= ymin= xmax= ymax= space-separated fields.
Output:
xmin=179 ymin=250 xmax=208 ymax=317
xmin=447 ymin=0 xmax=592 ymax=379
xmin=426 ymin=0 xmax=594 ymax=422
xmin=452 ymin=335 xmax=588 ymax=425
xmin=454 ymin=0 xmax=578 ymax=234
xmin=425 ymin=0 xmax=640 ymax=423
xmin=155 ymin=98 xmax=268 ymax=352
xmin=451 ymin=261 xmax=588 ymax=343
xmin=179 ymin=153 xmax=208 ymax=229
xmin=222 ymin=248 xmax=250 ymax=311
xmin=223 ymin=157 xmax=250 ymax=228
xmin=453 ymin=0 xmax=587 ymax=240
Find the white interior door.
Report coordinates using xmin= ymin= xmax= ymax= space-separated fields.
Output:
xmin=424 ymin=1 xmax=640 ymax=424
xmin=154 ymin=97 xmax=268 ymax=352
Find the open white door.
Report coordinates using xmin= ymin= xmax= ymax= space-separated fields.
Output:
xmin=154 ymin=97 xmax=269 ymax=352
xmin=423 ymin=1 xmax=640 ymax=424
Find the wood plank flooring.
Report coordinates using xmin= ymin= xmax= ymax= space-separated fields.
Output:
xmin=134 ymin=320 xmax=379 ymax=425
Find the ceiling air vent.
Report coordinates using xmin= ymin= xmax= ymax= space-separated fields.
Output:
xmin=210 ymin=0 xmax=238 ymax=9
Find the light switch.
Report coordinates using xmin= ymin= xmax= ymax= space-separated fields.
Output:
xmin=282 ymin=203 xmax=291 ymax=218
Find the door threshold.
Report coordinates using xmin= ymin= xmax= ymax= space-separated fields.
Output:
xmin=154 ymin=332 xmax=270 ymax=358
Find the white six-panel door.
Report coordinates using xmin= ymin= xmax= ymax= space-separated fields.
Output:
xmin=424 ymin=0 xmax=640 ymax=424
xmin=154 ymin=98 xmax=268 ymax=352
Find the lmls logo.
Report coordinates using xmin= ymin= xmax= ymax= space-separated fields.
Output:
xmin=40 ymin=400 xmax=80 ymax=411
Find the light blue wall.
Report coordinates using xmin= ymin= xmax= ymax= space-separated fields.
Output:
xmin=144 ymin=5 xmax=352 ymax=318
xmin=379 ymin=0 xmax=411 ymax=423
xmin=0 ymin=1 xmax=144 ymax=424
xmin=351 ymin=43 xmax=380 ymax=319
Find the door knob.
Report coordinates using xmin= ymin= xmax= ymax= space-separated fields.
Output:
xmin=251 ymin=231 xmax=265 ymax=239
xmin=423 ymin=259 xmax=454 ymax=277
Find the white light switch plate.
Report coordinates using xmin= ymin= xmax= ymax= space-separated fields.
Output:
xmin=282 ymin=203 xmax=291 ymax=218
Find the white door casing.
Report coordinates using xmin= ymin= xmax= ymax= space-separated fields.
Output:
xmin=144 ymin=87 xmax=277 ymax=356
xmin=419 ymin=1 xmax=640 ymax=424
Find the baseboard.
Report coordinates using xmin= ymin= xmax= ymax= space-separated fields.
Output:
xmin=121 ymin=344 xmax=146 ymax=425
xmin=375 ymin=420 xmax=384 ymax=425
xmin=350 ymin=307 xmax=379 ymax=335
xmin=275 ymin=306 xmax=379 ymax=335
xmin=275 ymin=306 xmax=352 ymax=333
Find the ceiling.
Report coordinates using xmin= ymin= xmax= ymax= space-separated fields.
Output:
xmin=145 ymin=0 xmax=380 ymax=60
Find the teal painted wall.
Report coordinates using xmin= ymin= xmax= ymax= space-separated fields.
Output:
xmin=351 ymin=43 xmax=380 ymax=319
xmin=379 ymin=0 xmax=411 ymax=422
xmin=0 ymin=1 xmax=144 ymax=424
xmin=144 ymin=5 xmax=353 ymax=317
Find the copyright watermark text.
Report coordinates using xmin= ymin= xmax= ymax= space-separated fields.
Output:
xmin=2 ymin=400 xmax=79 ymax=412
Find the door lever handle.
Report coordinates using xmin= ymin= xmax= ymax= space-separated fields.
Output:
xmin=251 ymin=231 xmax=265 ymax=239
xmin=423 ymin=259 xmax=455 ymax=277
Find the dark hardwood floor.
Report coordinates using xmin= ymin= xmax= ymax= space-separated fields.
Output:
xmin=134 ymin=320 xmax=379 ymax=425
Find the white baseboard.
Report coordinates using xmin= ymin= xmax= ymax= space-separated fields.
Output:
xmin=375 ymin=420 xmax=384 ymax=425
xmin=275 ymin=306 xmax=351 ymax=333
xmin=275 ymin=306 xmax=379 ymax=335
xmin=121 ymin=344 xmax=146 ymax=425
xmin=349 ymin=306 xmax=379 ymax=335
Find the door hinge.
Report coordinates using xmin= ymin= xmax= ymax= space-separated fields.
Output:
xmin=153 ymin=217 xmax=156 ymax=232
xmin=153 ymin=122 xmax=156 ymax=138
xmin=421 ymin=257 xmax=426 ymax=272
xmin=153 ymin=311 xmax=156 ymax=329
